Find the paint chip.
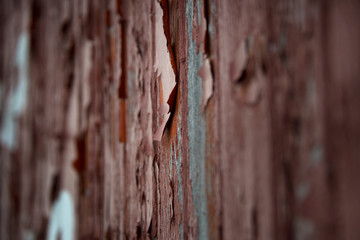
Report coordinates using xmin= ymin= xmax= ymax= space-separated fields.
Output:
xmin=198 ymin=58 xmax=213 ymax=110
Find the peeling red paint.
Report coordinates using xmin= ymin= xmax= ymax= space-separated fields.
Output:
xmin=1 ymin=1 xmax=360 ymax=240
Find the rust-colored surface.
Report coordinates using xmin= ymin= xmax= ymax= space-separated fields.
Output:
xmin=1 ymin=0 xmax=360 ymax=239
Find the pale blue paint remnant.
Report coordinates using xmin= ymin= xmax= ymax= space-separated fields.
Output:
xmin=170 ymin=144 xmax=173 ymax=179
xmin=295 ymin=217 xmax=315 ymax=240
xmin=47 ymin=191 xmax=75 ymax=240
xmin=175 ymin=114 xmax=183 ymax=240
xmin=207 ymin=0 xmax=216 ymax=40
xmin=1 ymin=32 xmax=30 ymax=150
xmin=23 ymin=230 xmax=35 ymax=240
xmin=310 ymin=144 xmax=323 ymax=166
xmin=296 ymin=182 xmax=310 ymax=202
xmin=196 ymin=0 xmax=201 ymax=25
xmin=186 ymin=0 xmax=209 ymax=239
xmin=179 ymin=223 xmax=184 ymax=240
xmin=175 ymin=114 xmax=183 ymax=208
xmin=127 ymin=70 xmax=136 ymax=131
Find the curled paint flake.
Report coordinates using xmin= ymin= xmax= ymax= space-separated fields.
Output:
xmin=154 ymin=1 xmax=176 ymax=98
xmin=153 ymin=113 xmax=170 ymax=141
xmin=198 ymin=57 xmax=213 ymax=110
xmin=153 ymin=1 xmax=176 ymax=141
xmin=159 ymin=104 xmax=170 ymax=114
xmin=46 ymin=191 xmax=75 ymax=240
xmin=153 ymin=103 xmax=170 ymax=141
xmin=153 ymin=98 xmax=171 ymax=142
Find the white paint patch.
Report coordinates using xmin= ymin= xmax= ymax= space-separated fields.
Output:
xmin=153 ymin=1 xmax=176 ymax=141
xmin=0 ymin=32 xmax=30 ymax=150
xmin=47 ymin=191 xmax=75 ymax=240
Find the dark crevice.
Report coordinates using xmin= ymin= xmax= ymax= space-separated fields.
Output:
xmin=147 ymin=219 xmax=152 ymax=235
xmin=105 ymin=9 xmax=111 ymax=28
xmin=251 ymin=208 xmax=258 ymax=239
xmin=60 ymin=19 xmax=71 ymax=36
xmin=237 ymin=68 xmax=249 ymax=84
xmin=135 ymin=167 xmax=139 ymax=187
xmin=118 ymin=0 xmax=127 ymax=143
xmin=170 ymin=179 xmax=175 ymax=223
xmin=50 ymin=172 xmax=61 ymax=203
xmin=235 ymin=51 xmax=255 ymax=86
xmin=136 ymin=223 xmax=142 ymax=239
xmin=73 ymin=133 xmax=88 ymax=195
xmin=105 ymin=227 xmax=111 ymax=240
xmin=236 ymin=63 xmax=254 ymax=86
xmin=151 ymin=155 xmax=159 ymax=239
xmin=282 ymin=157 xmax=295 ymax=240
xmin=119 ymin=18 xmax=127 ymax=99
xmin=29 ymin=0 xmax=43 ymax=58
xmin=204 ymin=0 xmax=211 ymax=57
xmin=135 ymin=35 xmax=143 ymax=59
xmin=166 ymin=82 xmax=178 ymax=126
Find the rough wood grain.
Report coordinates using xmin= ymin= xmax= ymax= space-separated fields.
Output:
xmin=1 ymin=0 xmax=359 ymax=239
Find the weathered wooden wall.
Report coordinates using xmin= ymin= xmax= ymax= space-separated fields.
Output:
xmin=1 ymin=0 xmax=360 ymax=239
